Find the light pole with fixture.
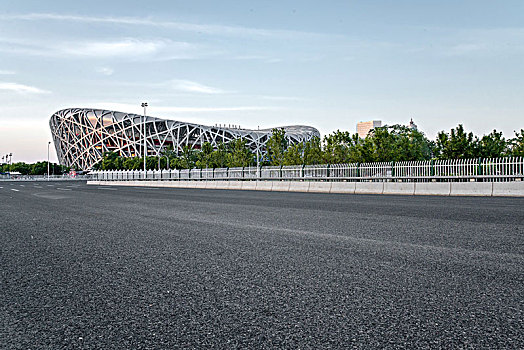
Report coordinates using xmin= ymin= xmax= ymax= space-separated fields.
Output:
xmin=141 ymin=102 xmax=148 ymax=178
xmin=47 ymin=141 xmax=51 ymax=180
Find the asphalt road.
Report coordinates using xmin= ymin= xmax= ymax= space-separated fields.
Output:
xmin=1 ymin=181 xmax=523 ymax=349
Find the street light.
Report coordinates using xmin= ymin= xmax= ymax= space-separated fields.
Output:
xmin=8 ymin=153 xmax=12 ymax=179
xmin=141 ymin=102 xmax=148 ymax=178
xmin=47 ymin=141 xmax=51 ymax=181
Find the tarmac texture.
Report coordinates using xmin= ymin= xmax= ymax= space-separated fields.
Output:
xmin=1 ymin=181 xmax=523 ymax=349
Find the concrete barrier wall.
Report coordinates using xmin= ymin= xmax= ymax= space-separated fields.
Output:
xmin=256 ymin=181 xmax=273 ymax=191
xmin=414 ymin=182 xmax=450 ymax=196
xmin=383 ymin=182 xmax=415 ymax=195
xmin=214 ymin=181 xmax=230 ymax=190
xmin=272 ymin=181 xmax=291 ymax=192
xmin=241 ymin=181 xmax=257 ymax=191
xmin=228 ymin=181 xmax=243 ymax=190
xmin=288 ymin=181 xmax=310 ymax=192
xmin=355 ymin=182 xmax=384 ymax=194
xmin=86 ymin=180 xmax=524 ymax=197
xmin=450 ymin=182 xmax=492 ymax=196
xmin=492 ymin=181 xmax=524 ymax=197
xmin=330 ymin=182 xmax=355 ymax=194
xmin=308 ymin=182 xmax=332 ymax=193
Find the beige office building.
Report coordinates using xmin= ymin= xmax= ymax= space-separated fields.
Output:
xmin=357 ymin=120 xmax=382 ymax=138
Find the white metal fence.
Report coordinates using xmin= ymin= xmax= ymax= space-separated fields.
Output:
xmin=91 ymin=157 xmax=524 ymax=182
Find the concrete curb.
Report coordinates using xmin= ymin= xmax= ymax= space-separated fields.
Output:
xmin=86 ymin=180 xmax=524 ymax=197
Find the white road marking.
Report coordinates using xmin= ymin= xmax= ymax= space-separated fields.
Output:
xmin=97 ymin=187 xmax=116 ymax=190
xmin=56 ymin=188 xmax=72 ymax=191
xmin=20 ymin=184 xmax=25 ymax=187
xmin=11 ymin=189 xmax=19 ymax=192
xmin=47 ymin=185 xmax=54 ymax=187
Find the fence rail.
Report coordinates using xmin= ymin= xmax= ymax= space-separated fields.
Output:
xmin=91 ymin=157 xmax=524 ymax=183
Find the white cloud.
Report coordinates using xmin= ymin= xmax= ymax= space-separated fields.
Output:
xmin=0 ymin=70 xmax=16 ymax=75
xmin=63 ymin=38 xmax=167 ymax=57
xmin=0 ymin=13 xmax=335 ymax=40
xmin=95 ymin=67 xmax=114 ymax=76
xmin=170 ymin=80 xmax=229 ymax=94
xmin=0 ymin=82 xmax=50 ymax=94
xmin=0 ymin=37 xmax=201 ymax=60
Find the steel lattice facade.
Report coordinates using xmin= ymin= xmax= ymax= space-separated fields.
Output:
xmin=50 ymin=108 xmax=320 ymax=170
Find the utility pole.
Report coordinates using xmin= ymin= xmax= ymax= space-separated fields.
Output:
xmin=141 ymin=102 xmax=148 ymax=178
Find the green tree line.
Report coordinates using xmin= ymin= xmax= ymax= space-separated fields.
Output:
xmin=0 ymin=161 xmax=68 ymax=175
xmin=94 ymin=124 xmax=524 ymax=171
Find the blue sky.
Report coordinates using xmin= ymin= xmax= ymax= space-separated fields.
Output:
xmin=1 ymin=0 xmax=523 ymax=162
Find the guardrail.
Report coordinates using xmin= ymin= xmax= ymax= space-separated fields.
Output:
xmin=91 ymin=157 xmax=524 ymax=182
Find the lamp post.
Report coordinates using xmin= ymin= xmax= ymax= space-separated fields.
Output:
xmin=47 ymin=142 xmax=51 ymax=180
xmin=8 ymin=153 xmax=12 ymax=179
xmin=141 ymin=102 xmax=148 ymax=178
xmin=256 ymin=129 xmax=260 ymax=179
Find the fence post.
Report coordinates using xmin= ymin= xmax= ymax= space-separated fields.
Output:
xmin=477 ymin=157 xmax=482 ymax=177
xmin=391 ymin=161 xmax=395 ymax=178
xmin=301 ymin=164 xmax=305 ymax=179
xmin=430 ymin=159 xmax=435 ymax=177
xmin=226 ymin=167 xmax=229 ymax=180
xmin=327 ymin=164 xmax=330 ymax=179
xmin=242 ymin=166 xmax=245 ymax=179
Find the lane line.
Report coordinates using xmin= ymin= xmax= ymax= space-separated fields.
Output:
xmin=56 ymin=188 xmax=72 ymax=191
xmin=11 ymin=189 xmax=19 ymax=192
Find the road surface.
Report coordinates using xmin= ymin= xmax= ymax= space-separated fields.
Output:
xmin=1 ymin=181 xmax=523 ymax=348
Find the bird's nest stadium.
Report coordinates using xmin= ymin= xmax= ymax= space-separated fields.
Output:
xmin=50 ymin=108 xmax=320 ymax=170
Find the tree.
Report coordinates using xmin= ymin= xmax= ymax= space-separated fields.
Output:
xmin=266 ymin=128 xmax=288 ymax=166
xmin=348 ymin=134 xmax=375 ymax=163
xmin=100 ymin=152 xmax=122 ymax=170
xmin=160 ymin=145 xmax=177 ymax=169
xmin=179 ymin=145 xmax=197 ymax=169
xmin=477 ymin=130 xmax=508 ymax=158
xmin=9 ymin=162 xmax=31 ymax=175
xmin=226 ymin=138 xmax=254 ymax=168
xmin=123 ymin=157 xmax=141 ymax=170
xmin=322 ymin=130 xmax=352 ymax=164
xmin=509 ymin=129 xmax=524 ymax=157
xmin=283 ymin=143 xmax=304 ymax=165
xmin=303 ymin=136 xmax=323 ymax=165
xmin=371 ymin=125 xmax=433 ymax=162
xmin=196 ymin=142 xmax=214 ymax=169
xmin=435 ymin=124 xmax=478 ymax=159
xmin=211 ymin=142 xmax=229 ymax=168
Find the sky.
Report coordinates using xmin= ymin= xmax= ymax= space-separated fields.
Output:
xmin=0 ymin=0 xmax=523 ymax=163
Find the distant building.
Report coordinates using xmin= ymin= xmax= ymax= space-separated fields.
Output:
xmin=408 ymin=118 xmax=418 ymax=130
xmin=357 ymin=120 xmax=382 ymax=138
